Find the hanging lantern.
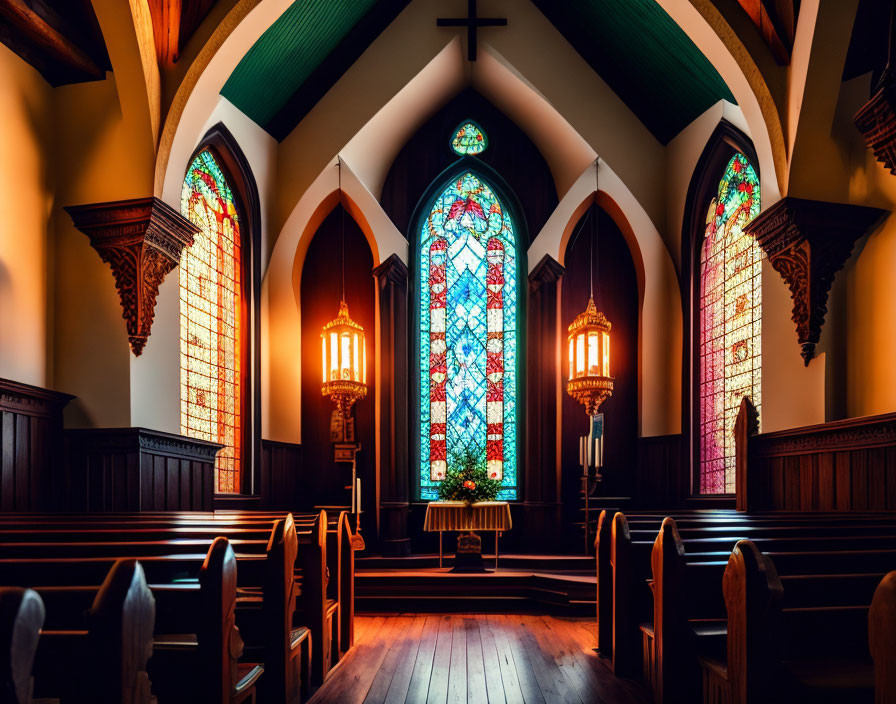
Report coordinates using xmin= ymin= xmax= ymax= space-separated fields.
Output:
xmin=566 ymin=297 xmax=613 ymax=416
xmin=321 ymin=299 xmax=367 ymax=418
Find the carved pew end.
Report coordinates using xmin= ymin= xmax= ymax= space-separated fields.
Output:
xmin=0 ymin=588 xmax=46 ymax=704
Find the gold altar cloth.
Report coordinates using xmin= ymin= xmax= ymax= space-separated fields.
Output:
xmin=423 ymin=501 xmax=512 ymax=532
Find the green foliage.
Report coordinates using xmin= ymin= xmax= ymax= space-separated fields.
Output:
xmin=436 ymin=448 xmax=502 ymax=503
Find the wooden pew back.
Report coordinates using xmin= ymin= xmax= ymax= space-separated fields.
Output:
xmin=198 ymin=537 xmax=245 ymax=704
xmin=87 ymin=559 xmax=156 ymax=704
xmin=650 ymin=517 xmax=689 ymax=703
xmin=263 ymin=513 xmax=300 ymax=702
xmin=0 ymin=588 xmax=44 ymax=704
xmin=721 ymin=540 xmax=782 ymax=704
xmin=594 ymin=510 xmax=612 ymax=657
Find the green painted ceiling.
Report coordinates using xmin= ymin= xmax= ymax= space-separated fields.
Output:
xmin=221 ymin=0 xmax=408 ymax=140
xmin=532 ymin=0 xmax=736 ymax=144
xmin=222 ymin=0 xmax=734 ymax=145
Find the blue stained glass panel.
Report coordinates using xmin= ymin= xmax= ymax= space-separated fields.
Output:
xmin=419 ymin=172 xmax=518 ymax=499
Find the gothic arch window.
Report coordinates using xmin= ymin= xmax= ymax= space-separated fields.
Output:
xmin=180 ymin=145 xmax=249 ymax=494
xmin=698 ymin=152 xmax=761 ymax=494
xmin=415 ymin=123 xmax=523 ymax=500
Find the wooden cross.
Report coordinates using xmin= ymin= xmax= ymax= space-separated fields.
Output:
xmin=437 ymin=0 xmax=507 ymax=61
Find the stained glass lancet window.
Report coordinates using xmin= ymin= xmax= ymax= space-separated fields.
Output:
xmin=180 ymin=150 xmax=244 ymax=494
xmin=451 ymin=121 xmax=488 ymax=156
xmin=699 ymin=152 xmax=761 ymax=494
xmin=418 ymin=169 xmax=518 ymax=500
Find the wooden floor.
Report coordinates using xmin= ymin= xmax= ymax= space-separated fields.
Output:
xmin=308 ymin=614 xmax=650 ymax=704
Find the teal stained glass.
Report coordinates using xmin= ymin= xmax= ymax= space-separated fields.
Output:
xmin=451 ymin=122 xmax=488 ymax=156
xmin=419 ymin=172 xmax=518 ymax=500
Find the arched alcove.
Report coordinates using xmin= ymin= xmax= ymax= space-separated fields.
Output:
xmin=561 ymin=204 xmax=638 ymax=530
xmin=680 ymin=120 xmax=760 ymax=496
xmin=299 ymin=204 xmax=376 ymax=529
xmin=380 ymin=88 xmax=558 ymax=243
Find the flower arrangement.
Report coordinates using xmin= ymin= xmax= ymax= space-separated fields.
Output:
xmin=436 ymin=447 xmax=502 ymax=504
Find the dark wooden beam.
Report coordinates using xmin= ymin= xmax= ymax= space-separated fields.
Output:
xmin=147 ymin=0 xmax=214 ymax=66
xmin=0 ymin=0 xmax=109 ymax=85
xmin=735 ymin=0 xmax=797 ymax=64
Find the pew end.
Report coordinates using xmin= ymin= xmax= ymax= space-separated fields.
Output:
xmin=0 ymin=588 xmax=45 ymax=704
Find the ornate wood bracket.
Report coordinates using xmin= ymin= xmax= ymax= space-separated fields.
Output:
xmin=745 ymin=197 xmax=887 ymax=365
xmin=855 ymin=82 xmax=896 ymax=174
xmin=65 ymin=197 xmax=197 ymax=356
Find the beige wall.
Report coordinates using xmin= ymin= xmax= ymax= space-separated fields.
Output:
xmin=823 ymin=74 xmax=896 ymax=419
xmin=0 ymin=46 xmax=53 ymax=387
xmin=51 ymin=74 xmax=152 ymax=427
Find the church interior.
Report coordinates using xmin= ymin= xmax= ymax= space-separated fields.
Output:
xmin=2 ymin=0 xmax=896 ymax=701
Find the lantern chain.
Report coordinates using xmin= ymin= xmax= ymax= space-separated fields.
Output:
xmin=337 ymin=156 xmax=345 ymax=303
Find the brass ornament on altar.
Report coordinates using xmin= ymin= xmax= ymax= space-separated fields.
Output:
xmin=321 ymin=300 xmax=367 ymax=418
xmin=566 ymin=297 xmax=614 ymax=416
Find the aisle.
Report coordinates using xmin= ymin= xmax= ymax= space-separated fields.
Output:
xmin=308 ymin=613 xmax=650 ymax=704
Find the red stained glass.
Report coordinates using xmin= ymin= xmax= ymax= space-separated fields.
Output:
xmin=699 ymin=153 xmax=761 ymax=494
xmin=180 ymin=150 xmax=243 ymax=494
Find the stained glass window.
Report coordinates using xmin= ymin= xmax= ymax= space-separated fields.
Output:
xmin=418 ymin=171 xmax=518 ymax=500
xmin=451 ymin=121 xmax=488 ymax=156
xmin=180 ymin=150 xmax=244 ymax=494
xmin=699 ymin=153 xmax=761 ymax=494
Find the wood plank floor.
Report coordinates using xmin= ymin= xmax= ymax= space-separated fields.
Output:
xmin=308 ymin=614 xmax=650 ymax=704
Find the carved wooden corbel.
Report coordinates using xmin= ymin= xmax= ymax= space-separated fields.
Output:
xmin=855 ymin=83 xmax=896 ymax=175
xmin=745 ymin=197 xmax=887 ymax=365
xmin=65 ymin=197 xmax=197 ymax=356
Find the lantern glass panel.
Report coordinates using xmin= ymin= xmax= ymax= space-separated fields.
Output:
xmin=568 ymin=338 xmax=574 ymax=381
xmin=602 ymin=331 xmax=610 ymax=376
xmin=587 ymin=332 xmax=599 ymax=376
xmin=329 ymin=332 xmax=338 ymax=380
xmin=321 ymin=337 xmax=326 ymax=383
xmin=576 ymin=334 xmax=585 ymax=377
xmin=341 ymin=333 xmax=351 ymax=379
xmin=362 ymin=340 xmax=367 ymax=384
xmin=352 ymin=333 xmax=359 ymax=380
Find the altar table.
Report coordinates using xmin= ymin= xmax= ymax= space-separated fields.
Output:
xmin=423 ymin=501 xmax=512 ymax=569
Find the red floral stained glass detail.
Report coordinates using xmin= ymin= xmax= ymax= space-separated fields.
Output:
xmin=699 ymin=153 xmax=761 ymax=494
xmin=180 ymin=150 xmax=243 ymax=494
xmin=429 ymin=239 xmax=448 ymax=480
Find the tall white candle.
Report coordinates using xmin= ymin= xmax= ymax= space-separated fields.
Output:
xmin=356 ymin=477 xmax=361 ymax=514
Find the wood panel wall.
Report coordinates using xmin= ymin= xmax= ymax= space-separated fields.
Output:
xmin=634 ymin=434 xmax=686 ymax=508
xmin=64 ymin=428 xmax=221 ymax=511
xmin=260 ymin=439 xmax=303 ymax=511
xmin=738 ymin=411 xmax=896 ymax=511
xmin=0 ymin=378 xmax=73 ymax=511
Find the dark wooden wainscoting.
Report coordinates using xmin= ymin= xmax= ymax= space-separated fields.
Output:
xmin=0 ymin=378 xmax=73 ymax=510
xmin=634 ymin=434 xmax=686 ymax=508
xmin=260 ymin=439 xmax=302 ymax=510
xmin=738 ymin=411 xmax=896 ymax=511
xmin=64 ymin=428 xmax=221 ymax=511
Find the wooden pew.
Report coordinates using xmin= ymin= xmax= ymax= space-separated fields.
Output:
xmin=595 ymin=510 xmax=612 ymax=658
xmin=0 ymin=588 xmax=45 ymax=704
xmin=17 ymin=517 xmax=323 ymax=701
xmin=258 ymin=514 xmax=311 ymax=702
xmin=151 ymin=537 xmax=264 ymax=704
xmin=34 ymin=559 xmax=156 ymax=704
xmin=0 ymin=510 xmax=354 ymax=659
xmin=699 ymin=539 xmax=882 ymax=703
xmin=603 ymin=509 xmax=896 ymax=688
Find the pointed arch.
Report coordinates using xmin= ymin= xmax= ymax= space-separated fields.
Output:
xmin=411 ymin=158 xmax=527 ymax=500
xmin=180 ymin=123 xmax=261 ymax=494
xmin=681 ymin=121 xmax=762 ymax=495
